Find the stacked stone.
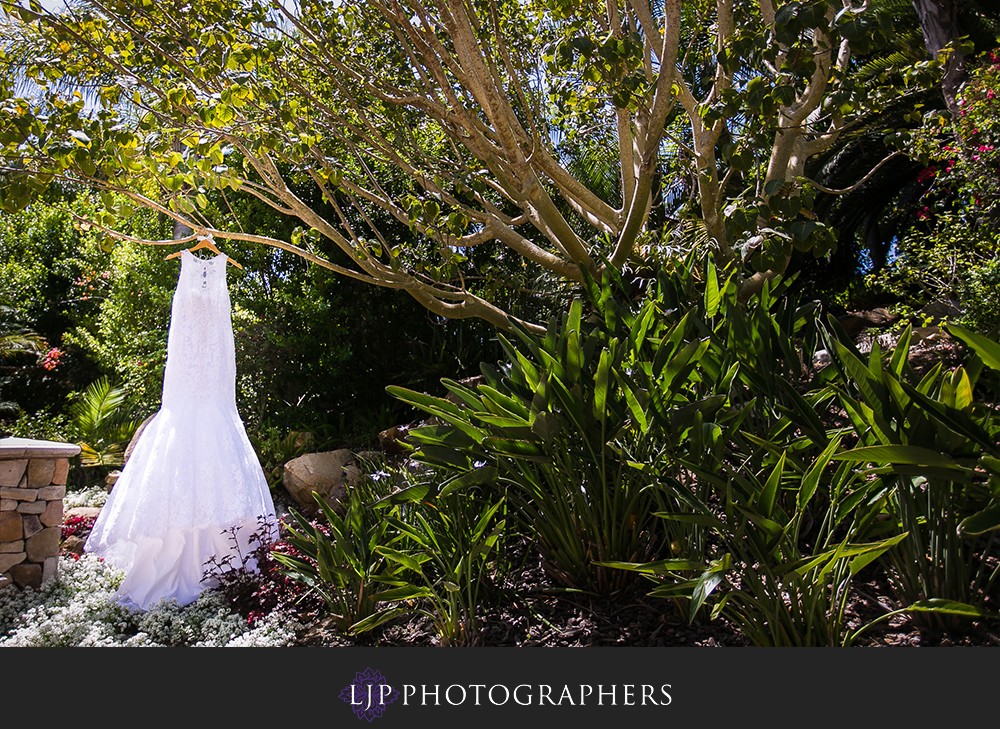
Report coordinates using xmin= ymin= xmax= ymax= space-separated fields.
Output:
xmin=0 ymin=438 xmax=80 ymax=591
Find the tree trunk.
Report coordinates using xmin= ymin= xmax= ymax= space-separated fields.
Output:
xmin=912 ymin=0 xmax=966 ymax=118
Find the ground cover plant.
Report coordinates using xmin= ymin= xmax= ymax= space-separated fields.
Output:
xmin=0 ymin=552 xmax=299 ymax=647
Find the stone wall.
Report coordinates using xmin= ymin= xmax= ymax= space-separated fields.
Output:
xmin=0 ymin=438 xmax=80 ymax=591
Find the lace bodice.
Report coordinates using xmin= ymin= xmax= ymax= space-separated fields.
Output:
xmin=160 ymin=250 xmax=237 ymax=408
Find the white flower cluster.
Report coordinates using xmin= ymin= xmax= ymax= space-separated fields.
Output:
xmin=0 ymin=554 xmax=298 ymax=647
xmin=63 ymin=486 xmax=109 ymax=509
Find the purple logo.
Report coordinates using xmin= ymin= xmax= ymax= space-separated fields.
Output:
xmin=339 ymin=668 xmax=400 ymax=721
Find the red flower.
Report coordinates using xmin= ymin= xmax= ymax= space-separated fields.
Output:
xmin=40 ymin=348 xmax=64 ymax=371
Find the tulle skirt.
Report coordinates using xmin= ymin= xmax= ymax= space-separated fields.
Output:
xmin=85 ymin=398 xmax=277 ymax=611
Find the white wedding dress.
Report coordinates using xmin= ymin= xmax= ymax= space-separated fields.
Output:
xmin=85 ymin=249 xmax=277 ymax=611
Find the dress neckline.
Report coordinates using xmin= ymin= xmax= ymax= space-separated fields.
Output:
xmin=181 ymin=248 xmax=227 ymax=264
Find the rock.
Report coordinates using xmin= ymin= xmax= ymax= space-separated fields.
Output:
xmin=837 ymin=308 xmax=899 ymax=338
xmin=288 ymin=431 xmax=315 ymax=450
xmin=43 ymin=556 xmax=58 ymax=582
xmin=16 ymin=501 xmax=46 ymax=514
xmin=379 ymin=424 xmax=414 ymax=455
xmin=812 ymin=349 xmax=832 ymax=367
xmin=61 ymin=535 xmax=86 ymax=556
xmin=0 ymin=460 xmax=27 ymax=489
xmin=912 ymin=326 xmax=949 ymax=346
xmin=64 ymin=506 xmax=102 ymax=524
xmin=0 ymin=552 xmax=25 ymax=573
xmin=26 ymin=527 xmax=61 ymax=562
xmin=10 ymin=562 xmax=42 ymax=589
xmin=283 ymin=450 xmax=360 ymax=511
xmin=40 ymin=500 xmax=63 ymax=528
xmin=21 ymin=514 xmax=43 ymax=539
xmin=27 ymin=458 xmax=56 ymax=489
xmin=919 ymin=299 xmax=962 ymax=324
xmin=51 ymin=458 xmax=70 ymax=486
xmin=38 ymin=484 xmax=66 ymax=500
xmin=105 ymin=470 xmax=121 ymax=492
xmin=0 ymin=511 xmax=21 ymax=542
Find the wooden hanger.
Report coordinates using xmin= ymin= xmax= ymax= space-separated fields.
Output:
xmin=166 ymin=235 xmax=244 ymax=270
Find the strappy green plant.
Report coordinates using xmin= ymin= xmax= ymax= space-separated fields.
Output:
xmin=271 ymin=475 xmax=407 ymax=637
xmin=820 ymin=319 xmax=1000 ymax=630
xmin=70 ymin=377 xmax=140 ymax=468
xmin=357 ymin=491 xmax=506 ymax=646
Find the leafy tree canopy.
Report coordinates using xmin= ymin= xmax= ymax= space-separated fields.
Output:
xmin=0 ymin=0 xmax=944 ymax=329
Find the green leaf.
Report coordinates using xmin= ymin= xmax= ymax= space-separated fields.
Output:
xmin=594 ymin=347 xmax=611 ymax=425
xmin=704 ymin=258 xmax=720 ymax=317
xmin=439 ymin=465 xmax=498 ymax=497
xmin=371 ymin=584 xmax=435 ymax=602
xmin=764 ymin=178 xmax=786 ymax=196
xmin=565 ymin=298 xmax=583 ymax=383
xmin=958 ymin=506 xmax=1000 ymax=536
xmin=597 ymin=559 xmax=706 ymax=574
xmin=900 ymin=381 xmax=998 ymax=455
xmin=375 ymin=547 xmax=424 ymax=573
xmin=946 ymin=324 xmax=1000 ymax=372
xmin=756 ymin=451 xmax=786 ymax=518
xmin=654 ymin=512 xmax=727 ymax=531
xmin=482 ymin=436 xmax=547 ymax=461
xmin=799 ymin=436 xmax=842 ymax=510
xmin=906 ymin=599 xmax=1000 ymax=620
xmin=375 ymin=480 xmax=432 ymax=504
xmin=832 ymin=445 xmax=964 ymax=470
xmin=847 ymin=533 xmax=907 ymax=574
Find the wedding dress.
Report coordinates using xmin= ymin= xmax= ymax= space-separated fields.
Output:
xmin=85 ymin=249 xmax=277 ymax=611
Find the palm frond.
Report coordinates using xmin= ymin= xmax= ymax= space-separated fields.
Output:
xmin=0 ymin=331 xmax=47 ymax=359
xmin=69 ymin=377 xmax=140 ymax=468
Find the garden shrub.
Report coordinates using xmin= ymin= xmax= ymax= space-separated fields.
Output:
xmin=961 ymin=257 xmax=1000 ymax=335
xmin=866 ymin=49 xmax=1000 ymax=325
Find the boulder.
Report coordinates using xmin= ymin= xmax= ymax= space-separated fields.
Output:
xmin=61 ymin=535 xmax=86 ymax=556
xmin=919 ymin=299 xmax=962 ymax=324
xmin=837 ymin=307 xmax=899 ymax=338
xmin=64 ymin=506 xmax=102 ymax=522
xmin=378 ymin=424 xmax=413 ymax=455
xmin=288 ymin=431 xmax=315 ymax=450
xmin=283 ymin=450 xmax=360 ymax=511
xmin=10 ymin=562 xmax=42 ymax=590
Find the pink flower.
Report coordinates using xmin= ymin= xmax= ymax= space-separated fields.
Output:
xmin=40 ymin=348 xmax=63 ymax=371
